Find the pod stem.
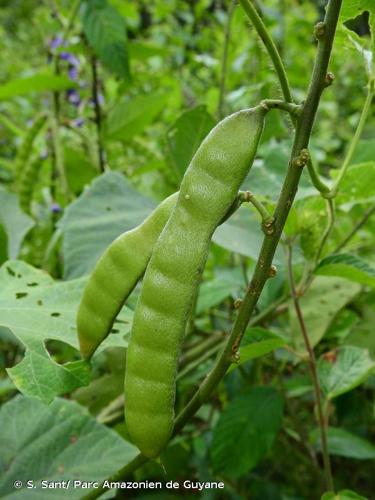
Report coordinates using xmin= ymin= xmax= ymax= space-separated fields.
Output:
xmin=242 ymin=191 xmax=275 ymax=234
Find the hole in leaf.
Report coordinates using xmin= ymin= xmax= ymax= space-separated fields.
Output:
xmin=6 ymin=266 xmax=15 ymax=276
xmin=111 ymin=328 xmax=120 ymax=334
xmin=27 ymin=282 xmax=39 ymax=287
xmin=17 ymin=274 xmax=22 ymax=278
xmin=51 ymin=312 xmax=60 ymax=317
xmin=105 ymin=206 xmax=112 ymax=211
xmin=16 ymin=292 xmax=28 ymax=299
xmin=37 ymin=300 xmax=43 ymax=306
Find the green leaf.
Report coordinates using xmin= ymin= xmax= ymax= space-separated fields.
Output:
xmin=289 ymin=277 xmax=361 ymax=354
xmin=228 ymin=328 xmax=286 ymax=372
xmin=0 ymin=73 xmax=77 ymax=100
xmin=249 ymin=141 xmax=316 ymax=202
xmin=210 ymin=387 xmax=283 ymax=477
xmin=0 ymin=187 xmax=34 ymax=258
xmin=322 ymin=490 xmax=368 ymax=500
xmin=311 ymin=427 xmax=375 ymax=460
xmin=0 ymin=260 xmax=131 ymax=402
xmin=196 ymin=267 xmax=244 ymax=314
xmin=318 ymin=346 xmax=375 ymax=399
xmin=105 ymin=93 xmax=168 ymax=141
xmin=81 ymin=0 xmax=130 ymax=80
xmin=212 ymin=205 xmax=284 ymax=263
xmin=58 ymin=171 xmax=155 ymax=279
xmin=166 ymin=105 xmax=216 ymax=180
xmin=0 ymin=396 xmax=138 ymax=498
xmin=316 ymin=253 xmax=375 ymax=288
xmin=335 ymin=162 xmax=375 ymax=209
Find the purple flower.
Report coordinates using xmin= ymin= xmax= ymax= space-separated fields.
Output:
xmin=72 ymin=118 xmax=84 ymax=128
xmin=49 ymin=36 xmax=63 ymax=50
xmin=66 ymin=89 xmax=81 ymax=106
xmin=50 ymin=202 xmax=62 ymax=214
xmin=68 ymin=67 xmax=79 ymax=81
xmin=60 ymin=52 xmax=80 ymax=67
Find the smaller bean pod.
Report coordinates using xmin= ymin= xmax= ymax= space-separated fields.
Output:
xmin=77 ymin=192 xmax=178 ymax=360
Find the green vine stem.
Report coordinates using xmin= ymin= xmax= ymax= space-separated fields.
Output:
xmin=326 ymin=79 xmax=375 ymax=198
xmin=83 ymin=1 xmax=342 ymax=497
xmin=218 ymin=0 xmax=236 ymax=119
xmin=286 ymin=243 xmax=334 ymax=492
xmin=239 ymin=0 xmax=293 ymax=103
xmin=239 ymin=0 xmax=332 ymax=196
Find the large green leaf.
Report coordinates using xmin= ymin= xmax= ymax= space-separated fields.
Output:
xmin=318 ymin=346 xmax=375 ymax=399
xmin=0 ymin=396 xmax=138 ymax=498
xmin=316 ymin=253 xmax=375 ymax=288
xmin=81 ymin=0 xmax=130 ymax=80
xmin=105 ymin=93 xmax=168 ymax=141
xmin=58 ymin=171 xmax=155 ymax=279
xmin=289 ymin=277 xmax=361 ymax=354
xmin=166 ymin=105 xmax=216 ymax=180
xmin=0 ymin=187 xmax=34 ymax=258
xmin=0 ymin=73 xmax=77 ymax=100
xmin=311 ymin=427 xmax=375 ymax=460
xmin=0 ymin=260 xmax=131 ymax=402
xmin=210 ymin=387 xmax=283 ymax=477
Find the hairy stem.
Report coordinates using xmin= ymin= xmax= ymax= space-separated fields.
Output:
xmin=218 ymin=0 xmax=236 ymax=119
xmin=287 ymin=244 xmax=333 ymax=491
xmin=239 ymin=0 xmax=293 ymax=103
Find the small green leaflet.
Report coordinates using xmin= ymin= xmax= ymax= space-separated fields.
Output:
xmin=228 ymin=327 xmax=286 ymax=372
xmin=81 ymin=0 xmax=130 ymax=80
xmin=0 ymin=73 xmax=77 ymax=100
xmin=316 ymin=253 xmax=375 ymax=288
xmin=311 ymin=427 xmax=375 ymax=460
xmin=318 ymin=346 xmax=375 ymax=399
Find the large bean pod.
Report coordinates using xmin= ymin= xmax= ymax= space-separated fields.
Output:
xmin=125 ymin=106 xmax=267 ymax=458
xmin=77 ymin=193 xmax=178 ymax=360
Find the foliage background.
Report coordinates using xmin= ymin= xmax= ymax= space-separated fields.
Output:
xmin=0 ymin=0 xmax=374 ymax=499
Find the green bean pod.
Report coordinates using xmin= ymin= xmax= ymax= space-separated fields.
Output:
xmin=14 ymin=114 xmax=47 ymax=182
xmin=19 ymin=155 xmax=43 ymax=215
xmin=125 ymin=105 xmax=267 ymax=458
xmin=77 ymin=193 xmax=178 ymax=360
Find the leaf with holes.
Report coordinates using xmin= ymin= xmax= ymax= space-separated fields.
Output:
xmin=0 ymin=260 xmax=132 ymax=402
